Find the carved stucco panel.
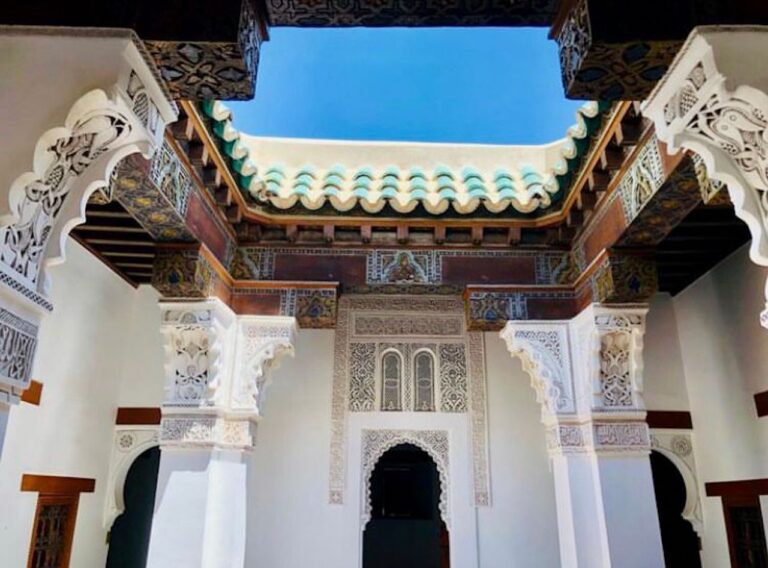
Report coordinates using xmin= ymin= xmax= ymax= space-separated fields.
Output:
xmin=330 ymin=295 xmax=489 ymax=507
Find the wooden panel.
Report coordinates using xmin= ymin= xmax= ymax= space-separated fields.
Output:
xmin=526 ymin=298 xmax=578 ymax=320
xmin=755 ymin=390 xmax=768 ymax=417
xmin=21 ymin=381 xmax=43 ymax=406
xmin=441 ymin=256 xmax=536 ymax=285
xmin=273 ymin=254 xmax=367 ymax=284
xmin=21 ymin=475 xmax=95 ymax=495
xmin=185 ymin=192 xmax=231 ymax=264
xmin=115 ymin=407 xmax=161 ymax=425
xmin=230 ymin=293 xmax=282 ymax=316
xmin=646 ymin=410 xmax=693 ymax=429
xmin=582 ymin=198 xmax=627 ymax=267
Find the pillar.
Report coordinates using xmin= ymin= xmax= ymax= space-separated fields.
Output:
xmin=0 ymin=29 xmax=176 ymax=458
xmin=501 ymin=304 xmax=664 ymax=568
xmin=146 ymin=299 xmax=296 ymax=568
xmin=643 ymin=26 xmax=768 ymax=327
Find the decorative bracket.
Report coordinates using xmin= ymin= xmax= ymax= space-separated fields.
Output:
xmin=231 ymin=316 xmax=297 ymax=417
xmin=644 ymin=26 xmax=768 ymax=326
xmin=0 ymin=33 xmax=176 ymax=419
xmin=499 ymin=322 xmax=576 ymax=419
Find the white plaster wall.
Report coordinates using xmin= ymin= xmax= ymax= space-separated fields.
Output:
xmin=247 ymin=329 xmax=560 ymax=568
xmin=246 ymin=330 xmax=352 ymax=567
xmin=116 ymin=285 xmax=165 ymax=407
xmin=672 ymin=244 xmax=768 ymax=568
xmin=644 ymin=293 xmax=690 ymax=411
xmin=478 ymin=333 xmax=560 ymax=568
xmin=0 ymin=239 xmax=155 ymax=567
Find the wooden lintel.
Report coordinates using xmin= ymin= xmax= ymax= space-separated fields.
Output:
xmin=21 ymin=475 xmax=95 ymax=495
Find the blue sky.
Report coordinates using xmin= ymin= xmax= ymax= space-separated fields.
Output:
xmin=229 ymin=27 xmax=583 ymax=145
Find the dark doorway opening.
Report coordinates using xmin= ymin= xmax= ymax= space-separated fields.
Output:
xmin=650 ymin=450 xmax=701 ymax=568
xmin=363 ymin=443 xmax=449 ymax=568
xmin=106 ymin=446 xmax=161 ymax=568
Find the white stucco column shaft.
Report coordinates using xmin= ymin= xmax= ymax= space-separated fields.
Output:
xmin=147 ymin=299 xmax=296 ymax=568
xmin=501 ymin=304 xmax=664 ymax=567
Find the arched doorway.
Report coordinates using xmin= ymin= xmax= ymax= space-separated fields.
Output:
xmin=363 ymin=443 xmax=449 ymax=568
xmin=106 ymin=446 xmax=161 ymax=568
xmin=650 ymin=450 xmax=701 ymax=567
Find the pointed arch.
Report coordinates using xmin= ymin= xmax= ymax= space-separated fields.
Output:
xmin=361 ymin=429 xmax=450 ymax=529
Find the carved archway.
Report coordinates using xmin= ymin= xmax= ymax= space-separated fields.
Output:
xmin=104 ymin=428 xmax=160 ymax=529
xmin=651 ymin=434 xmax=703 ymax=536
xmin=361 ymin=429 xmax=449 ymax=529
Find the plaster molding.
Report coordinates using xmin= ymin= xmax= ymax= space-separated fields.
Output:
xmin=500 ymin=322 xmax=575 ymax=418
xmin=643 ymin=26 xmax=768 ymax=326
xmin=329 ymin=295 xmax=490 ymax=507
xmin=231 ymin=316 xmax=297 ymax=416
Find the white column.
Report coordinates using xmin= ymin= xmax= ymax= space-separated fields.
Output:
xmin=0 ymin=29 xmax=176 ymax=458
xmin=643 ymin=26 xmax=768 ymax=326
xmin=501 ymin=304 xmax=664 ymax=568
xmin=146 ymin=299 xmax=296 ymax=568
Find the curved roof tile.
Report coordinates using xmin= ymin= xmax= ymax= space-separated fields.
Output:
xmin=200 ymin=100 xmax=607 ymax=216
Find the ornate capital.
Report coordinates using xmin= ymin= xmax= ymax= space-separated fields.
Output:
xmin=503 ymin=304 xmax=649 ymax=456
xmin=574 ymin=304 xmax=648 ymax=414
xmin=159 ymin=300 xmax=296 ymax=449
xmin=644 ymin=27 xmax=768 ymax=326
xmin=160 ymin=299 xmax=236 ymax=408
